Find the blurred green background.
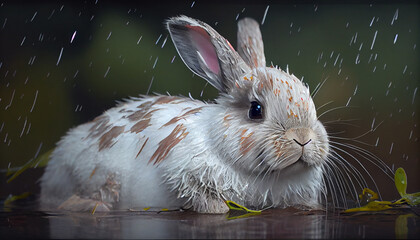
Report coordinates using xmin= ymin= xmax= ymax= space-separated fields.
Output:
xmin=0 ymin=1 xmax=419 ymax=202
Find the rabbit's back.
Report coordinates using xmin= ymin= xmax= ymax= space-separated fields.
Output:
xmin=40 ymin=95 xmax=207 ymax=210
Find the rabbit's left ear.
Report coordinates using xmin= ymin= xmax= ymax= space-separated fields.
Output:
xmin=167 ymin=16 xmax=250 ymax=93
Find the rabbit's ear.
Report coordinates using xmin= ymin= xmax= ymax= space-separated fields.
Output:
xmin=167 ymin=16 xmax=250 ymax=93
xmin=237 ymin=18 xmax=266 ymax=68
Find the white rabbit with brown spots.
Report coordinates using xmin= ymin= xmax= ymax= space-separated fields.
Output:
xmin=40 ymin=15 xmax=330 ymax=213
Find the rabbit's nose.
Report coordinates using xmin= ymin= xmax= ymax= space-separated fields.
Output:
xmin=293 ymin=138 xmax=312 ymax=147
xmin=285 ymin=127 xmax=315 ymax=148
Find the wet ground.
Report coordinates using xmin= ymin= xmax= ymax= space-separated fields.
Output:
xmin=1 ymin=169 xmax=420 ymax=239
xmin=1 ymin=199 xmax=420 ymax=239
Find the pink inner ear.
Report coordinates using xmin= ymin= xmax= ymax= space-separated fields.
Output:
xmin=187 ymin=25 xmax=220 ymax=75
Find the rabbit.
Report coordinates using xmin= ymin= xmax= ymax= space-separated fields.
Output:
xmin=39 ymin=15 xmax=330 ymax=214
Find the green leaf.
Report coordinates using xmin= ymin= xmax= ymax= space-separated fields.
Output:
xmin=394 ymin=168 xmax=408 ymax=197
xmin=404 ymin=192 xmax=420 ymax=206
xmin=4 ymin=192 xmax=32 ymax=207
xmin=6 ymin=148 xmax=54 ymax=183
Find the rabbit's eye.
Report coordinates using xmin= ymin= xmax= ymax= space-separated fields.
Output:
xmin=249 ymin=101 xmax=263 ymax=119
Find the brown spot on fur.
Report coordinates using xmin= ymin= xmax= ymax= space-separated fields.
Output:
xmin=89 ymin=166 xmax=97 ymax=179
xmin=154 ymin=96 xmax=180 ymax=105
xmin=274 ymin=139 xmax=286 ymax=158
xmin=136 ymin=137 xmax=149 ymax=158
xmin=161 ymin=107 xmax=202 ymax=128
xmin=131 ymin=119 xmax=151 ymax=133
xmin=88 ymin=115 xmax=110 ymax=139
xmin=128 ymin=108 xmax=158 ymax=122
xmin=240 ymin=131 xmax=255 ymax=155
xmin=223 ymin=114 xmax=233 ymax=127
xmin=130 ymin=109 xmax=158 ymax=133
xmin=99 ymin=125 xmax=125 ymax=151
xmin=137 ymin=101 xmax=153 ymax=109
xmin=150 ymin=124 xmax=189 ymax=165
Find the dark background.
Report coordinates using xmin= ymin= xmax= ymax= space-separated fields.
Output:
xmin=0 ymin=1 xmax=419 ymax=203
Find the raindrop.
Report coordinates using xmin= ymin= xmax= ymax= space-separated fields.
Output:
xmin=2 ymin=18 xmax=6 ymax=29
xmin=26 ymin=122 xmax=31 ymax=135
xmin=393 ymin=34 xmax=398 ymax=44
xmin=412 ymin=87 xmax=418 ymax=104
xmin=20 ymin=117 xmax=27 ymax=138
xmin=56 ymin=47 xmax=64 ymax=66
xmin=355 ymin=54 xmax=360 ymax=64
xmin=0 ymin=122 xmax=4 ymax=133
xmin=30 ymin=90 xmax=38 ymax=113
xmin=368 ymin=53 xmax=374 ymax=63
xmin=30 ymin=11 xmax=37 ymax=22
xmin=171 ymin=55 xmax=176 ymax=63
xmin=375 ymin=137 xmax=379 ymax=147
xmin=369 ymin=16 xmax=375 ymax=27
xmin=358 ymin=42 xmax=363 ymax=51
xmin=155 ymin=34 xmax=162 ymax=45
xmin=389 ymin=142 xmax=394 ymax=154
xmin=60 ymin=5 xmax=64 ymax=11
xmin=106 ymin=31 xmax=112 ymax=40
xmin=191 ymin=1 xmax=195 ymax=8
xmin=161 ymin=35 xmax=168 ymax=48
xmin=152 ymin=57 xmax=158 ymax=69
xmin=371 ymin=117 xmax=376 ymax=130
xmin=370 ymin=30 xmax=378 ymax=50
xmin=20 ymin=36 xmax=26 ymax=46
xmin=261 ymin=5 xmax=269 ymax=25
xmin=235 ymin=13 xmax=240 ymax=21
xmin=70 ymin=31 xmax=77 ymax=43
xmin=146 ymin=76 xmax=154 ymax=95
xmin=409 ymin=130 xmax=413 ymax=140
xmin=47 ymin=9 xmax=55 ymax=20
xmin=391 ymin=8 xmax=399 ymax=25
xmin=137 ymin=36 xmax=142 ymax=45
xmin=346 ymin=96 xmax=352 ymax=106
xmin=4 ymin=89 xmax=15 ymax=110
xmin=73 ymin=70 xmax=79 ymax=78
xmin=353 ymin=85 xmax=358 ymax=95
xmin=402 ymin=65 xmax=407 ymax=74
xmin=104 ymin=66 xmax=111 ymax=78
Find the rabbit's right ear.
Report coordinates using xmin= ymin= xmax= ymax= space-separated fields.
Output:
xmin=167 ymin=16 xmax=250 ymax=93
xmin=237 ymin=18 xmax=266 ymax=68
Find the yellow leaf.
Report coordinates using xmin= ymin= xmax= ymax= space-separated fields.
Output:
xmin=225 ymin=200 xmax=261 ymax=213
xmin=344 ymin=200 xmax=393 ymax=213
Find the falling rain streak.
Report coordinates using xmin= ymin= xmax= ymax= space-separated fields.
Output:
xmin=70 ymin=31 xmax=77 ymax=43
xmin=30 ymin=90 xmax=38 ymax=113
xmin=370 ymin=30 xmax=378 ymax=50
xmin=104 ymin=66 xmax=111 ymax=78
xmin=56 ymin=47 xmax=64 ymax=66
xmin=261 ymin=5 xmax=269 ymax=25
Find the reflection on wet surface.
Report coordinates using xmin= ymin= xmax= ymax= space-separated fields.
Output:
xmin=1 ymin=203 xmax=419 ymax=239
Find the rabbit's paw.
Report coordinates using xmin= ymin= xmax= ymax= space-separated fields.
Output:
xmin=57 ymin=194 xmax=112 ymax=212
xmin=194 ymin=197 xmax=229 ymax=214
